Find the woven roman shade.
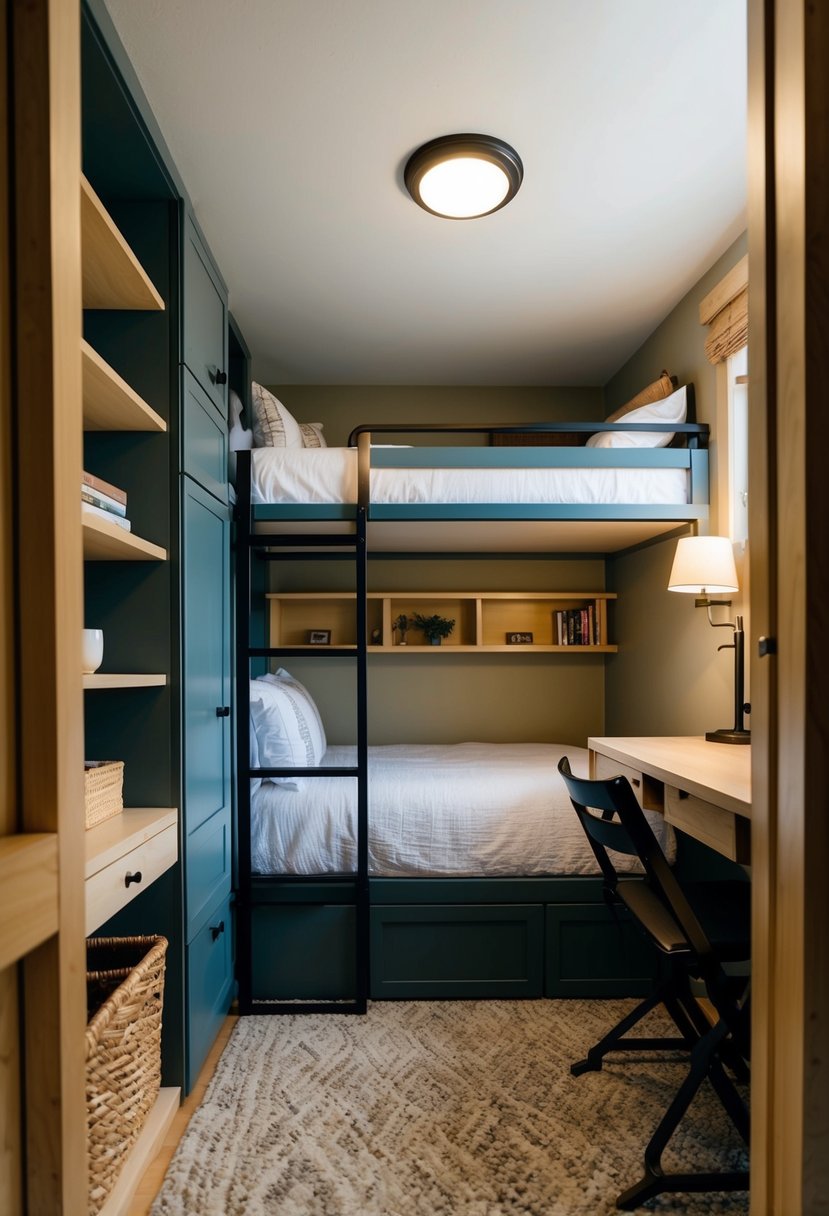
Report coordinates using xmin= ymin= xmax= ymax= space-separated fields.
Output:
xmin=699 ymin=254 xmax=748 ymax=364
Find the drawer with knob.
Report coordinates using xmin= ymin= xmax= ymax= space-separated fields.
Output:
xmin=85 ymin=809 xmax=178 ymax=934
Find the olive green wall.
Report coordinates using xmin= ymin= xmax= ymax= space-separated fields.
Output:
xmin=605 ymin=231 xmax=749 ymax=736
xmin=270 ymin=558 xmax=608 ymax=746
xmin=269 ymin=385 xmax=604 ymax=447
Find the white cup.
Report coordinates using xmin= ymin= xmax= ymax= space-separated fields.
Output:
xmin=82 ymin=628 xmax=104 ymax=674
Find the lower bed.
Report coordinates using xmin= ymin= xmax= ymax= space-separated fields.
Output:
xmin=249 ymin=743 xmax=674 ymax=1002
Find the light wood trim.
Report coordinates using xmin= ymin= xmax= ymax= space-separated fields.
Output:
xmin=83 ymin=513 xmax=167 ymax=561
xmin=83 ymin=673 xmax=167 ymax=690
xmin=85 ymin=808 xmax=178 ymax=879
xmin=699 ymin=253 xmax=749 ymax=325
xmin=265 ymin=590 xmax=617 ymax=601
xmin=82 ymin=340 xmax=166 ymax=432
xmin=0 ymin=835 xmax=58 ymax=968
xmin=0 ymin=966 xmax=22 ymax=1215
xmin=13 ymin=0 xmax=87 ymax=1208
xmin=98 ymin=1089 xmax=180 ymax=1216
xmin=588 ymin=737 xmax=751 ymax=818
xmin=81 ymin=175 xmax=165 ymax=311
xmin=85 ymin=823 xmax=177 ymax=935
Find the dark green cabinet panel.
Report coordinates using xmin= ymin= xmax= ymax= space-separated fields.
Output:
xmin=183 ymin=214 xmax=227 ymax=416
xmin=252 ymin=904 xmax=356 ymax=1001
xmin=182 ymin=368 xmax=228 ymax=504
xmin=185 ymin=806 xmax=231 ymax=943
xmin=544 ymin=903 xmax=658 ymax=997
xmin=371 ymin=904 xmax=544 ymax=999
xmin=182 ymin=477 xmax=230 ymax=839
xmin=186 ymin=891 xmax=234 ymax=1090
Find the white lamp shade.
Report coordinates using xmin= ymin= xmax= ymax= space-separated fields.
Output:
xmin=667 ymin=536 xmax=739 ymax=594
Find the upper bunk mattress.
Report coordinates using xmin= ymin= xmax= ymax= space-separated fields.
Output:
xmin=250 ymin=448 xmax=689 ymax=506
xmin=250 ymin=741 xmax=676 ymax=878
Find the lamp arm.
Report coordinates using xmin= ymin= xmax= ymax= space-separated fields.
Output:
xmin=705 ymin=603 xmax=736 ymax=632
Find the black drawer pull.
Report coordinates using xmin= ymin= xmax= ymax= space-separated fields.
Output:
xmin=210 ymin=920 xmax=225 ymax=942
xmin=216 ymin=706 xmax=231 ymax=717
xmin=215 ymin=369 xmax=228 ymax=385
xmin=125 ymin=871 xmax=143 ymax=888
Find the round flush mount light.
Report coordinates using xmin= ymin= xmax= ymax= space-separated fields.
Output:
xmin=404 ymin=133 xmax=523 ymax=220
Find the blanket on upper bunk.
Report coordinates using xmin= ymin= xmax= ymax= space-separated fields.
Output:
xmin=249 ymin=741 xmax=676 ymax=878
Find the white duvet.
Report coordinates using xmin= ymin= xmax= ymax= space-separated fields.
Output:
xmin=250 ymin=741 xmax=676 ymax=878
xmin=250 ymin=448 xmax=689 ymax=506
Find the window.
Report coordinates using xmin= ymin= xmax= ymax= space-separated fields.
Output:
xmin=726 ymin=346 xmax=749 ymax=543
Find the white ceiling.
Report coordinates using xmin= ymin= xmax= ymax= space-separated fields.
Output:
xmin=103 ymin=0 xmax=747 ymax=386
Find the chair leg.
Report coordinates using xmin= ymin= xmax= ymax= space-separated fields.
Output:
xmin=616 ymin=1017 xmax=749 ymax=1211
xmin=571 ymin=974 xmax=695 ymax=1077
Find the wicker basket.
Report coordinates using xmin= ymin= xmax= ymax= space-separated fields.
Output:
xmin=84 ymin=760 xmax=124 ymax=829
xmin=86 ymin=935 xmax=168 ymax=1215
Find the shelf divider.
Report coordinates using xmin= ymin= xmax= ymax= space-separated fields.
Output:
xmin=82 ymin=513 xmax=167 ymax=562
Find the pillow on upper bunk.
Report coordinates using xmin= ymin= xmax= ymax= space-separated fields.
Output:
xmin=249 ymin=670 xmax=327 ymax=786
xmin=251 ymin=382 xmax=304 ymax=450
xmin=299 ymin=422 xmax=327 ymax=448
xmin=586 ymin=383 xmax=687 ymax=450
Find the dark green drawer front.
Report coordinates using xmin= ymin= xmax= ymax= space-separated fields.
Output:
xmin=186 ymin=891 xmax=234 ymax=1091
xmin=545 ymin=903 xmax=658 ymax=997
xmin=182 ymin=369 xmax=228 ymax=503
xmin=371 ymin=904 xmax=543 ymax=999
xmin=252 ymin=904 xmax=356 ymax=1002
xmin=185 ymin=805 xmax=231 ymax=942
xmin=183 ymin=215 xmax=227 ymax=415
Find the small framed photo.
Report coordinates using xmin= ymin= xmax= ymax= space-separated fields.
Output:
xmin=506 ymin=631 xmax=533 ymax=645
xmin=308 ymin=629 xmax=331 ymax=645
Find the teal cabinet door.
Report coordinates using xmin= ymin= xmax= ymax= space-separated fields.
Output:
xmin=182 ymin=476 xmax=231 ymax=850
xmin=186 ymin=891 xmax=234 ymax=1090
xmin=183 ymin=213 xmax=228 ymax=416
xmin=182 ymin=368 xmax=228 ymax=504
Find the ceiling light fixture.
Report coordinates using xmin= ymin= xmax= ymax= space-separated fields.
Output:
xmin=404 ymin=134 xmax=523 ymax=220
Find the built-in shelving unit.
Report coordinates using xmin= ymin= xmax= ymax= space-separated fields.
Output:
xmin=85 ymin=807 xmax=178 ymax=935
xmin=83 ymin=673 xmax=167 ymax=690
xmin=267 ymin=590 xmax=617 ymax=652
xmin=82 ymin=339 xmax=167 ymax=432
xmin=82 ymin=512 xmax=167 ymax=562
xmin=81 ymin=174 xmax=165 ymax=311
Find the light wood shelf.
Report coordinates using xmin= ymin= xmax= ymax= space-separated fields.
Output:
xmin=266 ymin=590 xmax=617 ymax=652
xmin=82 ymin=512 xmax=167 ymax=562
xmin=97 ymin=1088 xmax=180 ymax=1216
xmin=81 ymin=175 xmax=165 ymax=311
xmin=85 ymin=807 xmax=178 ymax=934
xmin=85 ymin=808 xmax=177 ymax=879
xmin=82 ymin=340 xmax=166 ymax=432
xmin=83 ymin=673 xmax=167 ymax=690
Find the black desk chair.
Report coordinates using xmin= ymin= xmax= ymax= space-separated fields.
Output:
xmin=557 ymin=755 xmax=750 ymax=1210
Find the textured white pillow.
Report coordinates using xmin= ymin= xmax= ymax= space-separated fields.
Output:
xmin=586 ymin=384 xmax=687 ymax=449
xmin=299 ymin=421 xmax=327 ymax=448
xmin=258 ymin=669 xmax=326 ymax=758
xmin=250 ymin=382 xmax=303 ymax=449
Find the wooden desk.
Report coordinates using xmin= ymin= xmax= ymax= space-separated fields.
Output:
xmin=588 ymin=736 xmax=751 ymax=863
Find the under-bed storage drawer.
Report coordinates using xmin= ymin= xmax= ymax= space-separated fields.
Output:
xmin=252 ymin=903 xmax=357 ymax=1002
xmin=370 ymin=904 xmax=543 ymax=999
xmin=544 ymin=903 xmax=658 ymax=997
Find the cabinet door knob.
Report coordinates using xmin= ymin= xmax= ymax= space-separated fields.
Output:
xmin=215 ymin=369 xmax=228 ymax=385
xmin=210 ymin=920 xmax=225 ymax=942
xmin=216 ymin=705 xmax=231 ymax=717
xmin=125 ymin=871 xmax=143 ymax=888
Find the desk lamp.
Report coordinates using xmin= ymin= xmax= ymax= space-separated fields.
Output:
xmin=667 ymin=535 xmax=750 ymax=745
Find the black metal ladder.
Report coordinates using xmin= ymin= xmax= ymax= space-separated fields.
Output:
xmin=234 ymin=450 xmax=369 ymax=1014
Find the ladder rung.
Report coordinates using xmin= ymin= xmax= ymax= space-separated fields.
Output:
xmin=248 ymin=533 xmax=357 ymax=548
xmin=248 ymin=647 xmax=361 ymax=658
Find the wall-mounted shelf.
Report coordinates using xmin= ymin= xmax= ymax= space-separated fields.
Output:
xmin=82 ymin=513 xmax=167 ymax=562
xmin=82 ymin=340 xmax=166 ymax=432
xmin=83 ymin=674 xmax=167 ymax=690
xmin=81 ymin=175 xmax=165 ymax=311
xmin=267 ymin=591 xmax=617 ymax=653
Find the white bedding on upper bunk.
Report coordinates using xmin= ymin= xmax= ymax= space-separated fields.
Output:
xmin=249 ymin=741 xmax=676 ymax=878
xmin=249 ymin=448 xmax=689 ymax=506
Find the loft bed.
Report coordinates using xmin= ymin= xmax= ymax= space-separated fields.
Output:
xmin=233 ymin=389 xmax=710 ymax=1014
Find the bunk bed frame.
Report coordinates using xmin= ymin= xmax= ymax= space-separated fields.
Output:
xmin=234 ymin=410 xmax=710 ymax=1015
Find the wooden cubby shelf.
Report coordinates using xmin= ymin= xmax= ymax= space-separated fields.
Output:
xmin=82 ymin=340 xmax=167 ymax=432
xmin=266 ymin=591 xmax=617 ymax=652
xmin=83 ymin=674 xmax=167 ymax=690
xmin=81 ymin=175 xmax=166 ymax=311
xmin=82 ymin=513 xmax=167 ymax=562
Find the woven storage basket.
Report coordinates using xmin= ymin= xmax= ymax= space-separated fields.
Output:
xmin=84 ymin=760 xmax=124 ymax=829
xmin=86 ymin=935 xmax=168 ymax=1215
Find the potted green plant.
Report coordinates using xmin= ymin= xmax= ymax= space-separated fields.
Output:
xmin=392 ymin=613 xmax=411 ymax=645
xmin=412 ymin=612 xmax=456 ymax=645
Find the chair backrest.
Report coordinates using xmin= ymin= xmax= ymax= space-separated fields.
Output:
xmin=558 ymin=756 xmax=714 ymax=963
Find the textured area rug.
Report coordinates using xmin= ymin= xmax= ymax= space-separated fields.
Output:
xmin=152 ymin=1001 xmax=748 ymax=1215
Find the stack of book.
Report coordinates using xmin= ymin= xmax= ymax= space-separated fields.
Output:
xmin=554 ymin=603 xmax=600 ymax=646
xmin=81 ymin=470 xmax=131 ymax=532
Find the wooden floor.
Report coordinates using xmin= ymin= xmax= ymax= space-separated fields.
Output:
xmin=126 ymin=1015 xmax=238 ymax=1215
